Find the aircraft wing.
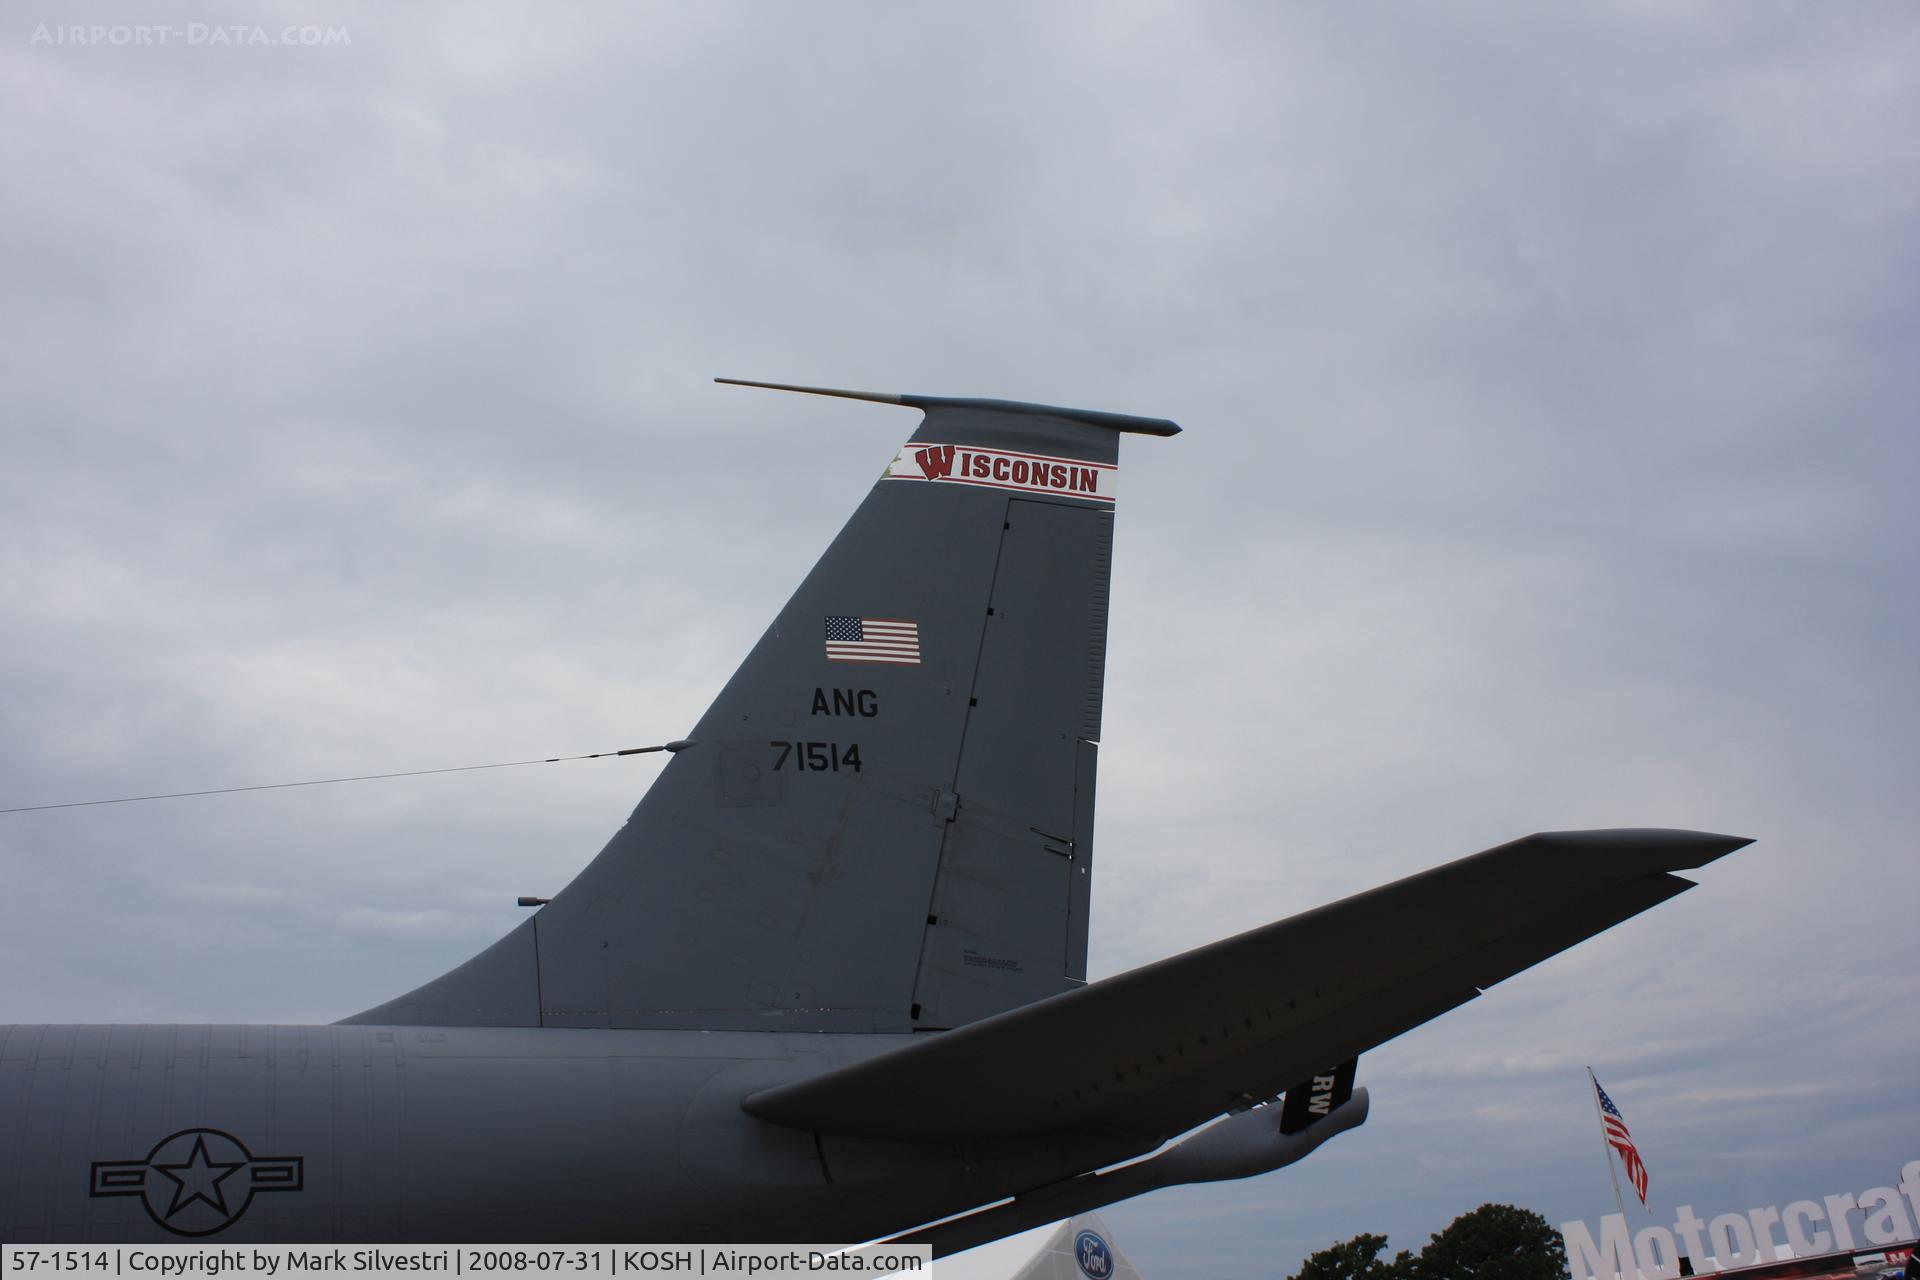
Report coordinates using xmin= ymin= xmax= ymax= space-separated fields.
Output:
xmin=742 ymin=827 xmax=1747 ymax=1142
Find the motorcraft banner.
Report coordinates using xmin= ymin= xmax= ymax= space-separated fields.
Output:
xmin=1561 ymin=1158 xmax=1920 ymax=1278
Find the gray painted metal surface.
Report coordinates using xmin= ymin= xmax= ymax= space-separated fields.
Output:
xmin=0 ymin=1024 xmax=1141 ymax=1242
xmin=745 ymin=828 xmax=1749 ymax=1142
xmin=0 ymin=384 xmax=1747 ymax=1246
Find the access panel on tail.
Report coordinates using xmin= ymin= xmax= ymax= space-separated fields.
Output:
xmin=346 ymin=382 xmax=1179 ymax=1033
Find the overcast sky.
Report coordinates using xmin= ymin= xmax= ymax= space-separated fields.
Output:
xmin=3 ymin=3 xmax=1917 ymax=1276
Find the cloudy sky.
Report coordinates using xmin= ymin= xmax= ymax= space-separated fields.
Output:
xmin=3 ymin=2 xmax=1916 ymax=1275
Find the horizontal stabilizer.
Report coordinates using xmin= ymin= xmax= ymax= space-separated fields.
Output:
xmin=716 ymin=377 xmax=1182 ymax=436
xmin=743 ymin=828 xmax=1748 ymax=1142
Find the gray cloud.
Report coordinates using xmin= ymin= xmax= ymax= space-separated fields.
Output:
xmin=3 ymin=2 xmax=1917 ymax=1275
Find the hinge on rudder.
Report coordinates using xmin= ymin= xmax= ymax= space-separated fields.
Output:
xmin=930 ymin=788 xmax=960 ymax=824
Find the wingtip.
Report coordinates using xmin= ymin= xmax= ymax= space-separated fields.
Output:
xmin=1535 ymin=827 xmax=1753 ymax=869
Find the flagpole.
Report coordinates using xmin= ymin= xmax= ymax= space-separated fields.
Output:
xmin=1588 ymin=1068 xmax=1633 ymax=1256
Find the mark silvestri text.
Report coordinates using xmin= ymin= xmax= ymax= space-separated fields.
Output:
xmin=0 ymin=1248 xmax=928 ymax=1279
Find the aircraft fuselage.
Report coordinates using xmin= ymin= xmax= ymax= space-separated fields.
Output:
xmin=0 ymin=1023 xmax=1145 ymax=1243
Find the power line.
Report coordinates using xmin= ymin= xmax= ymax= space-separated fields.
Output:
xmin=0 ymin=740 xmax=695 ymax=815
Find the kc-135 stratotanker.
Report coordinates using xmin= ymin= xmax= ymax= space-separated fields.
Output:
xmin=0 ymin=380 xmax=1747 ymax=1250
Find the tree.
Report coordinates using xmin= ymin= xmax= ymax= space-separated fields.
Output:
xmin=1288 ymin=1232 xmax=1414 ymax=1280
xmin=1405 ymin=1203 xmax=1569 ymax=1280
xmin=1288 ymin=1205 xmax=1569 ymax=1280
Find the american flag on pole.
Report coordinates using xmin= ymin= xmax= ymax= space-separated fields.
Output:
xmin=1594 ymin=1076 xmax=1650 ymax=1204
xmin=824 ymin=616 xmax=921 ymax=665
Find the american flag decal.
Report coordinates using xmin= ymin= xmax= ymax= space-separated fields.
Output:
xmin=1594 ymin=1076 xmax=1650 ymax=1204
xmin=825 ymin=616 xmax=921 ymax=665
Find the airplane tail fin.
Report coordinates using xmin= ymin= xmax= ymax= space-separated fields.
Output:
xmin=345 ymin=382 xmax=1178 ymax=1031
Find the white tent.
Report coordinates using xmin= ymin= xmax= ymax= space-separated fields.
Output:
xmin=1007 ymin=1214 xmax=1147 ymax=1280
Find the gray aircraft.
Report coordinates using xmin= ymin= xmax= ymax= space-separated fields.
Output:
xmin=0 ymin=381 xmax=1747 ymax=1249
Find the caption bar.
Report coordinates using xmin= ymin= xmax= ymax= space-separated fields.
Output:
xmin=0 ymin=1248 xmax=928 ymax=1279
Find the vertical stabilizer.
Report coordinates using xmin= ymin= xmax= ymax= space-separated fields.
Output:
xmin=345 ymin=383 xmax=1177 ymax=1032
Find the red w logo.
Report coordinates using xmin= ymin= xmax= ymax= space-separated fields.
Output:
xmin=914 ymin=445 xmax=956 ymax=479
